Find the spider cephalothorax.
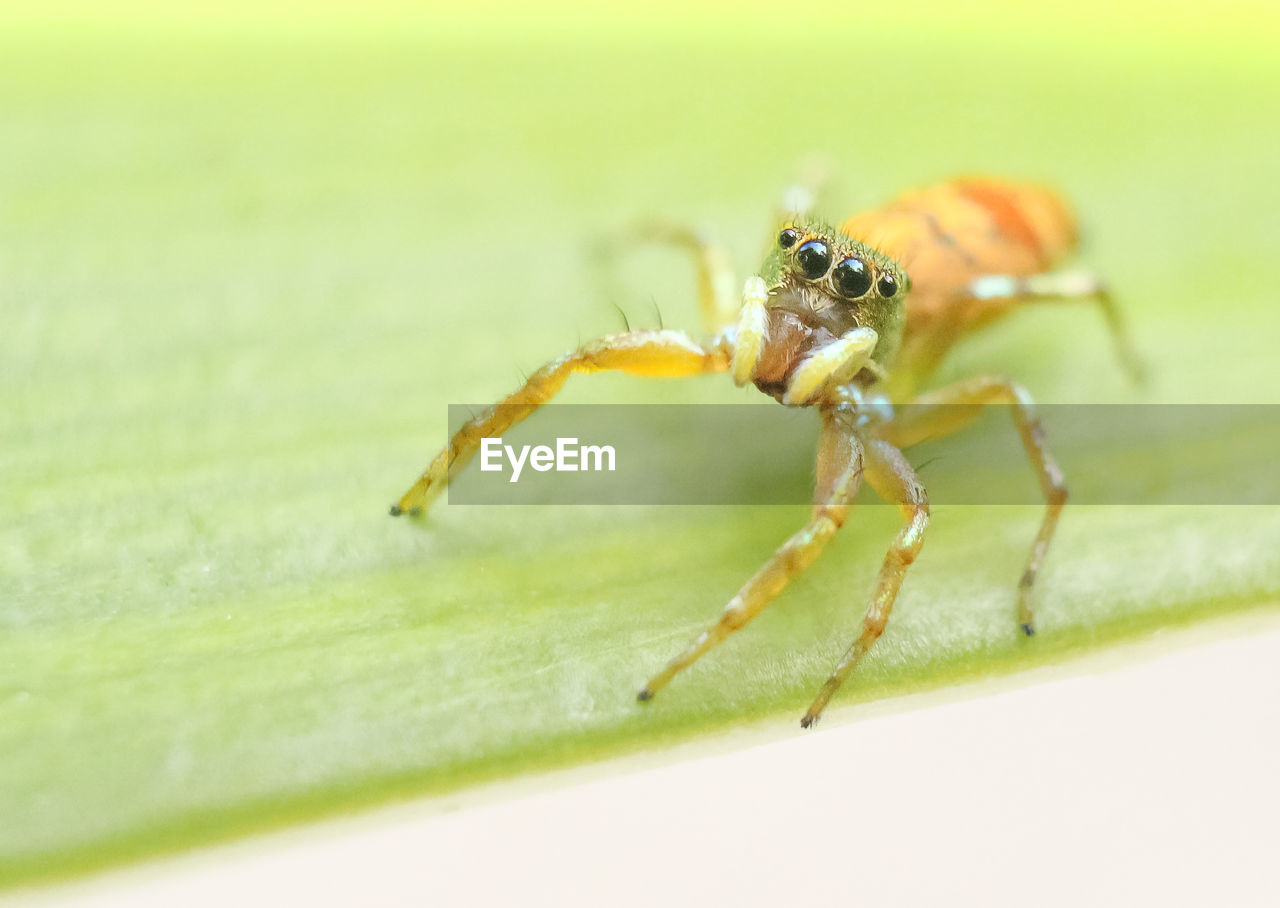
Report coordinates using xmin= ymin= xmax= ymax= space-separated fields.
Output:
xmin=764 ymin=219 xmax=909 ymax=344
xmin=734 ymin=220 xmax=911 ymax=405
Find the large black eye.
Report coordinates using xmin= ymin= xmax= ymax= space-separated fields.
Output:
xmin=833 ymin=256 xmax=872 ymax=298
xmin=778 ymin=228 xmax=799 ymax=249
xmin=876 ymin=272 xmax=899 ymax=298
xmin=795 ymin=240 xmax=831 ymax=280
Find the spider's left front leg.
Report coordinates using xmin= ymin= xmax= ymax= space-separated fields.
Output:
xmin=638 ymin=406 xmax=864 ymax=702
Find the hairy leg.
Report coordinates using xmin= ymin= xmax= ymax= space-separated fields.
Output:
xmin=801 ymin=438 xmax=929 ymax=727
xmin=962 ymin=270 xmax=1145 ymax=383
xmin=638 ymin=407 xmax=865 ymax=701
xmin=391 ymin=330 xmax=731 ymax=516
xmin=879 ymin=375 xmax=1067 ymax=635
xmin=591 ymin=220 xmax=738 ymax=333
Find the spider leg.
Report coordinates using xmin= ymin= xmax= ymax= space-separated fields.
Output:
xmin=391 ymin=330 xmax=731 ymax=516
xmin=638 ymin=407 xmax=864 ymax=702
xmin=777 ymin=154 xmax=836 ymax=219
xmin=878 ymin=375 xmax=1067 ymax=636
xmin=591 ymin=219 xmax=738 ymax=333
xmin=801 ymin=438 xmax=929 ymax=726
xmin=961 ymin=270 xmax=1146 ymax=384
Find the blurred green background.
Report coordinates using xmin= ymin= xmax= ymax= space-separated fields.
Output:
xmin=3 ymin=0 xmax=1279 ymax=890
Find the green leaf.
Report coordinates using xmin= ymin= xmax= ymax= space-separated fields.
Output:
xmin=2 ymin=10 xmax=1278 ymax=890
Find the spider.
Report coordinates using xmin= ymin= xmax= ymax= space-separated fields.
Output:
xmin=390 ymin=175 xmax=1142 ymax=727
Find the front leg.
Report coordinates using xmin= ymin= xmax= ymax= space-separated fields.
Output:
xmin=391 ymin=329 xmax=731 ymax=517
xmin=639 ymin=407 xmax=865 ymax=702
xmin=802 ymin=438 xmax=929 ymax=726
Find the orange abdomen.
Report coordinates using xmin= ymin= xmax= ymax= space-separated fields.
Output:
xmin=841 ymin=177 xmax=1082 ymax=394
xmin=839 ymin=177 xmax=1078 ymax=297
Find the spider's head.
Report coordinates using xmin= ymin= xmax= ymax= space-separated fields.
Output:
xmin=757 ymin=218 xmax=910 ymax=368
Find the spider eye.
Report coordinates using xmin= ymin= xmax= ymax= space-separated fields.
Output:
xmin=876 ymin=272 xmax=899 ymax=298
xmin=833 ymin=256 xmax=872 ymax=299
xmin=795 ymin=240 xmax=831 ymax=280
xmin=778 ymin=228 xmax=799 ymax=249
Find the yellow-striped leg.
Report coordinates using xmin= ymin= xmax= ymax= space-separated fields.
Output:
xmin=591 ymin=220 xmax=739 ymax=333
xmin=878 ymin=375 xmax=1067 ymax=636
xmin=638 ymin=407 xmax=865 ymax=701
xmin=391 ymin=330 xmax=731 ymax=516
xmin=802 ymin=438 xmax=929 ymax=727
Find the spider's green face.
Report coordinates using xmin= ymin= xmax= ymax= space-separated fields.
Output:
xmin=761 ymin=219 xmax=910 ymax=307
xmin=759 ymin=218 xmax=910 ymax=362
